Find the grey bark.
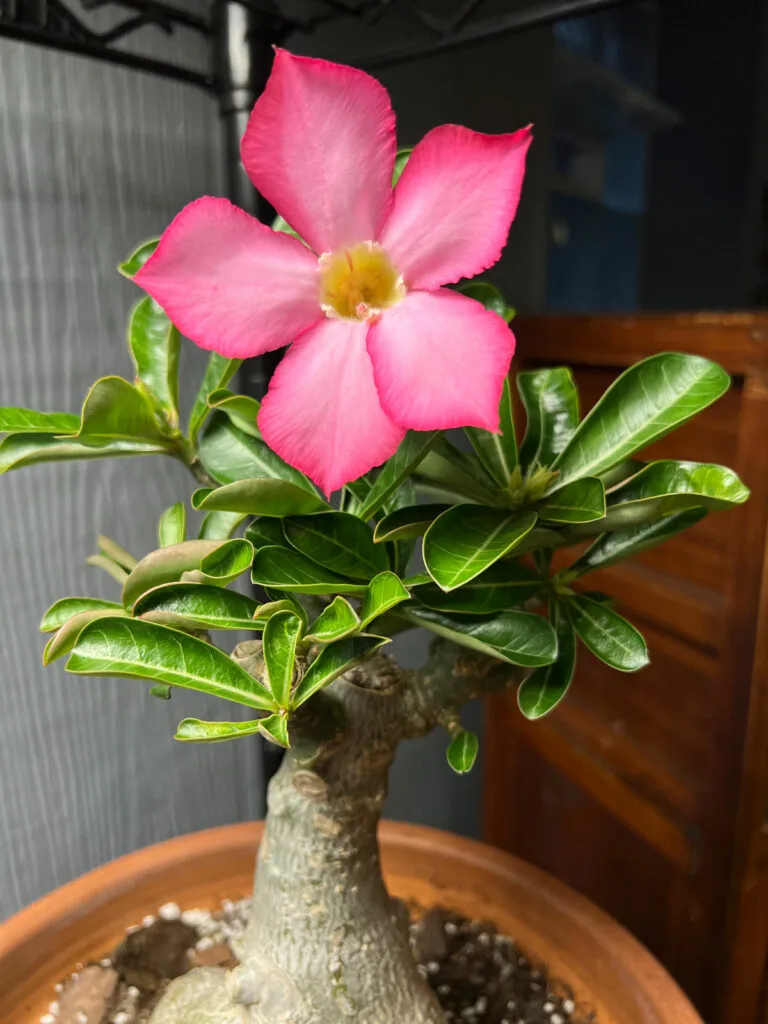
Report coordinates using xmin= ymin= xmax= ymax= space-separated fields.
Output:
xmin=151 ymin=642 xmax=524 ymax=1024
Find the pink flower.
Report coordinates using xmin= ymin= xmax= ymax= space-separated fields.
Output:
xmin=135 ymin=50 xmax=532 ymax=494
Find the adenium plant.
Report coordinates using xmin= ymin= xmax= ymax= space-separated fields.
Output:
xmin=1 ymin=50 xmax=749 ymax=1024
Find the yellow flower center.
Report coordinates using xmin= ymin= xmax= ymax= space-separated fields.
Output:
xmin=319 ymin=242 xmax=405 ymax=322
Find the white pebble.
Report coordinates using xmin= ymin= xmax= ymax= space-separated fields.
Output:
xmin=54 ymin=983 xmax=63 ymax=993
xmin=196 ymin=935 xmax=214 ymax=951
xmin=100 ymin=958 xmax=111 ymax=968
xmin=125 ymin=924 xmax=140 ymax=934
xmin=562 ymin=1000 xmax=575 ymax=1014
xmin=141 ymin=914 xmax=156 ymax=928
xmin=551 ymin=1015 xmax=564 ymax=1024
xmin=113 ymin=1013 xmax=129 ymax=1024
xmin=127 ymin=986 xmax=140 ymax=999
xmin=544 ymin=1002 xmax=555 ymax=1012
xmin=75 ymin=1014 xmax=88 ymax=1024
xmin=159 ymin=901 xmax=181 ymax=921
xmin=181 ymin=908 xmax=209 ymax=927
xmin=48 ymin=1002 xmax=60 ymax=1014
xmin=40 ymin=1015 xmax=55 ymax=1024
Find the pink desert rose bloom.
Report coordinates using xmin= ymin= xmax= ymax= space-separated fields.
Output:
xmin=135 ymin=49 xmax=532 ymax=494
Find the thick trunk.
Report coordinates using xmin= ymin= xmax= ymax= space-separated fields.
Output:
xmin=150 ymin=643 xmax=522 ymax=1024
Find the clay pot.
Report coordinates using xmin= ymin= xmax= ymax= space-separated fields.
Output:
xmin=0 ymin=821 xmax=701 ymax=1024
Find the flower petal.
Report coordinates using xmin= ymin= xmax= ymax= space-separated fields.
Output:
xmin=259 ymin=318 xmax=405 ymax=495
xmin=367 ymin=289 xmax=515 ymax=432
xmin=379 ymin=124 xmax=532 ymax=290
xmin=135 ymin=197 xmax=321 ymax=359
xmin=241 ymin=49 xmax=396 ymax=255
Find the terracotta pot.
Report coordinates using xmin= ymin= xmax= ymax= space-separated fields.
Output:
xmin=0 ymin=821 xmax=700 ymax=1024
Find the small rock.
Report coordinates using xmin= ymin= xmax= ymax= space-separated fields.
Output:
xmin=58 ymin=965 xmax=118 ymax=1024
xmin=113 ymin=919 xmax=196 ymax=993
xmin=412 ymin=908 xmax=449 ymax=963
xmin=190 ymin=941 xmax=239 ymax=970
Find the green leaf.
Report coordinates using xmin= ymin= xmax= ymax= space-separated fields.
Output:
xmin=567 ymin=594 xmax=649 ymax=672
xmin=191 ymin=488 xmax=214 ymax=510
xmin=373 ymin=504 xmax=450 ymax=544
xmin=357 ymin=432 xmax=440 ymax=520
xmin=0 ymin=408 xmax=79 ymax=435
xmin=122 ymin=539 xmax=226 ymax=608
xmin=263 ymin=611 xmax=303 ymax=707
xmin=359 ymin=571 xmax=410 ymax=629
xmin=407 ymin=607 xmax=557 ymax=667
xmin=517 ymin=367 xmax=579 ymax=471
xmin=150 ymin=684 xmax=172 ymax=700
xmin=305 ymin=597 xmax=360 ymax=644
xmin=159 ymin=502 xmax=186 ymax=547
xmin=291 ymin=635 xmax=389 ymax=707
xmin=259 ymin=713 xmax=291 ymax=748
xmin=458 ymin=281 xmax=515 ymax=323
xmin=464 ymin=380 xmax=518 ymax=486
xmin=192 ymin=537 xmax=253 ymax=585
xmin=175 ymin=717 xmax=263 ymax=743
xmin=188 ymin=354 xmax=242 ymax=443
xmin=207 ymin=389 xmax=261 ymax=438
xmin=76 ymin=376 xmax=169 ymax=445
xmin=283 ymin=512 xmax=389 ymax=580
xmin=68 ymin=617 xmax=276 ymax=710
xmin=198 ymin=478 xmax=329 ymax=517
xmin=43 ymin=608 xmax=128 ymax=665
xmin=413 ymin=561 xmax=542 ymax=615
xmin=517 ymin=606 xmax=576 ymax=719
xmin=415 ymin=437 xmax=500 ymax=505
xmin=423 ymin=506 xmax=537 ymax=591
xmin=245 ymin=518 xmax=288 ymax=549
xmin=598 ymin=458 xmax=645 ymax=488
xmin=118 ymin=237 xmax=158 ymax=278
xmin=600 ymin=460 xmax=749 ymax=529
xmin=86 ymin=554 xmax=129 ymax=585
xmin=251 ymin=545 xmax=367 ymax=596
xmin=254 ymin=598 xmax=307 ymax=625
xmin=446 ymin=730 xmax=479 ymax=773
xmin=538 ymin=477 xmax=606 ymax=524
xmin=97 ymin=535 xmax=138 ymax=571
xmin=0 ymin=434 xmax=166 ymax=473
xmin=199 ymin=413 xmax=314 ymax=491
xmin=40 ymin=597 xmax=124 ymax=633
xmin=199 ymin=510 xmax=247 ymax=540
xmin=570 ymin=507 xmax=707 ymax=576
xmin=393 ymin=147 xmax=412 ymax=185
xmin=127 ymin=297 xmax=180 ymax=423
xmin=134 ymin=582 xmax=261 ymax=630
xmin=552 ymin=353 xmax=731 ymax=488
xmin=272 ymin=213 xmax=305 ymax=244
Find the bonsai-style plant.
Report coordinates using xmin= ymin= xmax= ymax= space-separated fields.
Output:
xmin=0 ymin=50 xmax=749 ymax=1024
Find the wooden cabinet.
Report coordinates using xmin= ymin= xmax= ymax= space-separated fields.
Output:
xmin=483 ymin=314 xmax=768 ymax=1023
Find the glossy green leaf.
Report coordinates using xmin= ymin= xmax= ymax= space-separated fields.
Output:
xmin=570 ymin=508 xmax=707 ymax=576
xmin=538 ymin=477 xmax=606 ymax=524
xmin=284 ymin=512 xmax=388 ymax=580
xmin=414 ymin=561 xmax=542 ymax=615
xmin=251 ymin=545 xmax=367 ymax=596
xmin=291 ymin=635 xmax=389 ymax=707
xmin=191 ymin=488 xmax=214 ymax=510
xmin=97 ymin=535 xmax=138 ymax=571
xmin=407 ymin=607 xmax=558 ymax=667
xmin=40 ymin=597 xmax=123 ymax=633
xmin=192 ymin=537 xmax=253 ymax=585
xmin=199 ymin=413 xmax=314 ymax=490
xmin=357 ymin=431 xmax=440 ymax=519
xmin=43 ymin=608 xmax=127 ymax=664
xmin=134 ymin=582 xmax=261 ymax=630
xmin=263 ymin=611 xmax=303 ymax=707
xmin=600 ymin=460 xmax=749 ymax=529
xmin=118 ymin=237 xmax=158 ymax=278
xmin=415 ymin=437 xmax=500 ymax=505
xmin=127 ymin=297 xmax=180 ymax=422
xmin=517 ymin=367 xmax=579 ymax=471
xmin=76 ymin=376 xmax=168 ymax=445
xmin=158 ymin=502 xmax=186 ymax=547
xmin=446 ymin=730 xmax=479 ymax=773
xmin=198 ymin=478 xmax=328 ymax=517
xmin=207 ymin=389 xmax=261 ymax=438
xmin=305 ymin=597 xmax=360 ymax=644
xmin=86 ymin=554 xmax=129 ymax=585
xmin=0 ymin=408 xmax=79 ymax=434
xmin=552 ymin=353 xmax=731 ymax=487
xmin=517 ymin=606 xmax=576 ymax=719
xmin=199 ymin=510 xmax=247 ymax=541
xmin=458 ymin=281 xmax=515 ymax=323
xmin=175 ymin=718 xmax=262 ymax=742
xmin=0 ymin=433 xmax=166 ymax=473
xmin=373 ymin=503 xmax=450 ymax=544
xmin=567 ymin=594 xmax=648 ymax=672
xmin=259 ymin=713 xmax=291 ymax=747
xmin=599 ymin=458 xmax=645 ymax=488
xmin=188 ymin=354 xmax=242 ymax=443
xmin=122 ymin=539 xmax=224 ymax=608
xmin=423 ymin=506 xmax=537 ymax=591
xmin=464 ymin=380 xmax=517 ymax=487
xmin=68 ymin=617 xmax=276 ymax=710
xmin=392 ymin=147 xmax=412 ymax=185
xmin=245 ymin=517 xmax=288 ymax=549
xmin=254 ymin=598 xmax=307 ymax=625
xmin=359 ymin=571 xmax=410 ymax=629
